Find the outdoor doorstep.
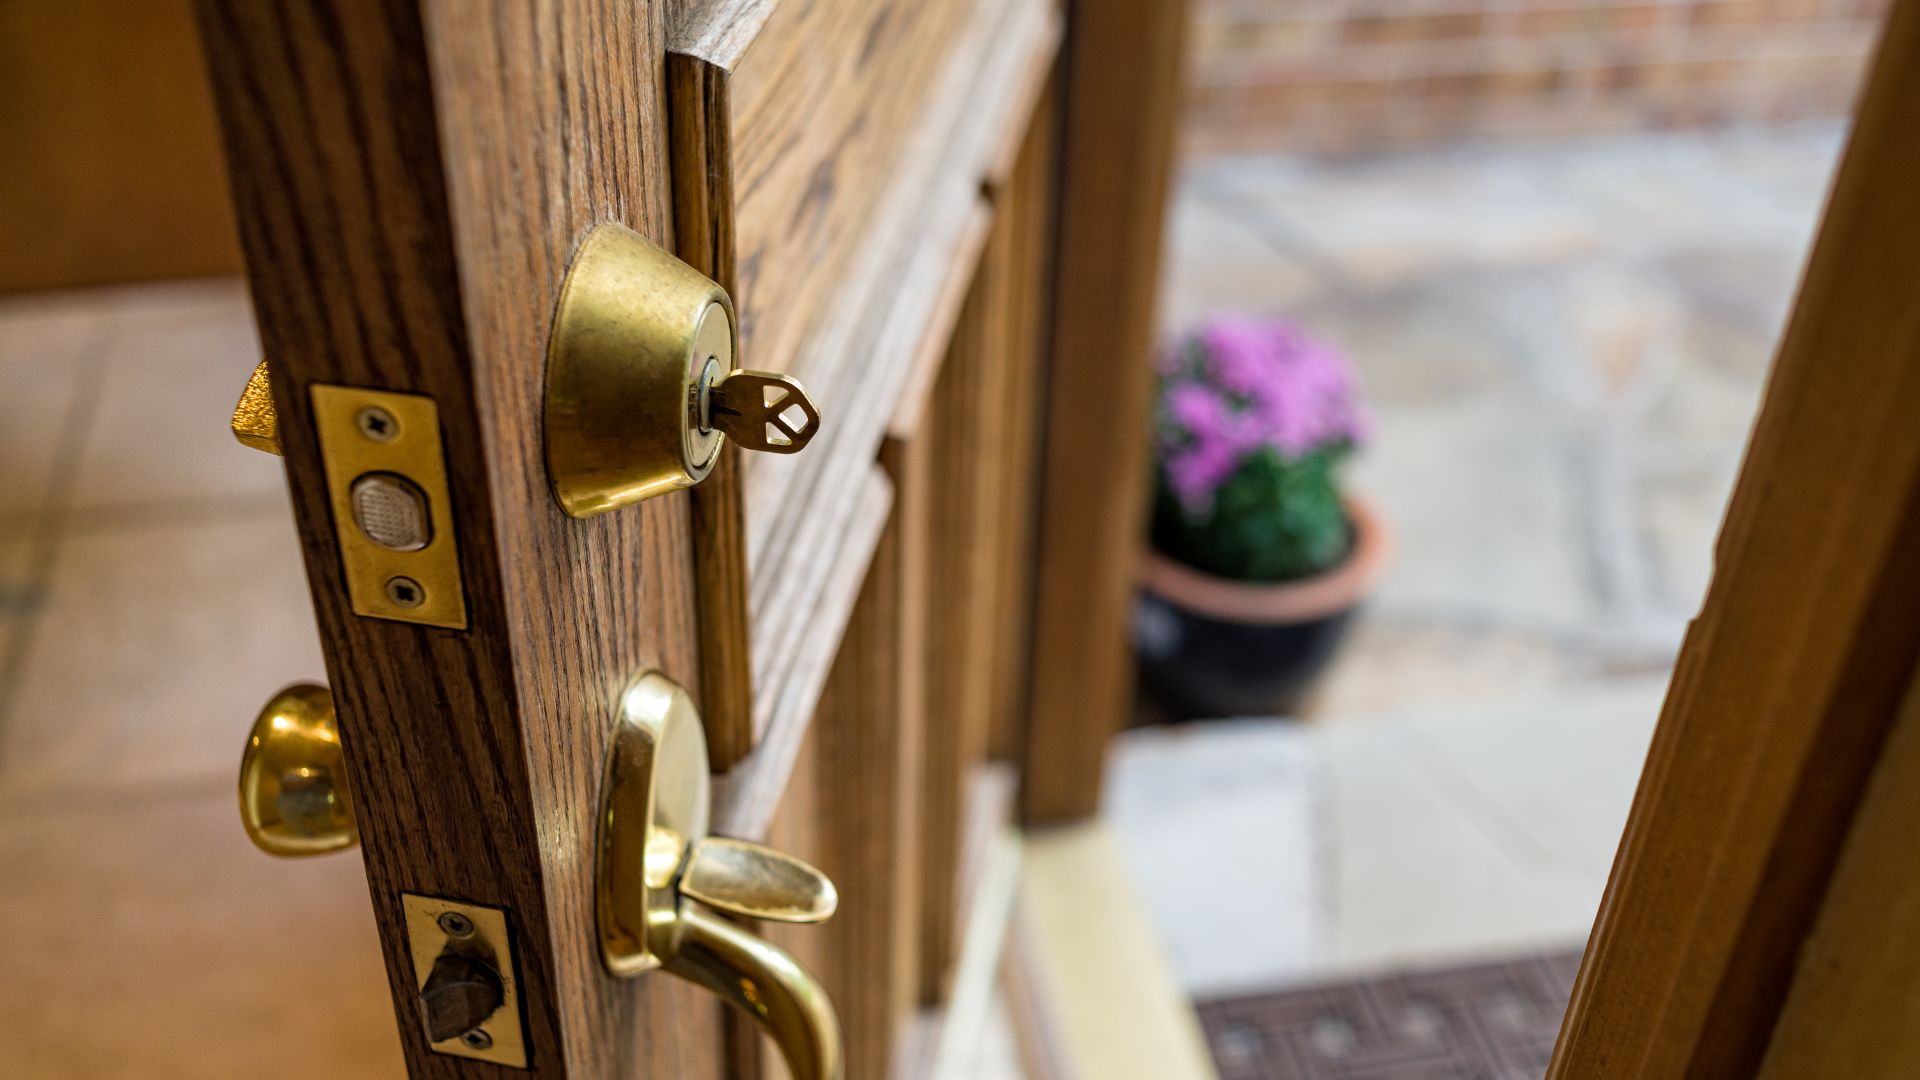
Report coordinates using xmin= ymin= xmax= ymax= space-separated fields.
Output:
xmin=1105 ymin=720 xmax=1323 ymax=997
xmin=1102 ymin=680 xmax=1662 ymax=995
xmin=1379 ymin=680 xmax=1666 ymax=909
xmin=1318 ymin=714 xmax=1607 ymax=977
xmin=0 ymin=504 xmax=321 ymax=805
xmin=0 ymin=789 xmax=401 ymax=1079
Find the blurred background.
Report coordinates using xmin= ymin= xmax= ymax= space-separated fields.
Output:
xmin=0 ymin=0 xmax=1890 ymax=1076
xmin=1111 ymin=0 xmax=1883 ymax=1075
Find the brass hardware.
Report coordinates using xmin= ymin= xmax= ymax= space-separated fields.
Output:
xmin=311 ymin=384 xmax=467 ymax=629
xmin=237 ymin=695 xmax=528 ymax=1066
xmin=239 ymin=684 xmax=358 ymax=856
xmin=231 ymin=360 xmax=280 ymax=454
xmin=403 ymin=894 xmax=528 ymax=1068
xmin=598 ymin=670 xmax=843 ymax=1080
xmin=544 ymin=223 xmax=821 ymax=518
xmin=229 ymin=367 xmax=466 ymax=627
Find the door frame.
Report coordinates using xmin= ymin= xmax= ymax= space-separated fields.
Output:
xmin=1549 ymin=1 xmax=1920 ymax=1073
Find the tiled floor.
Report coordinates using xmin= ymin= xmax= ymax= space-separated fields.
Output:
xmin=0 ymin=281 xmax=401 ymax=1077
xmin=1115 ymin=124 xmax=1846 ymax=999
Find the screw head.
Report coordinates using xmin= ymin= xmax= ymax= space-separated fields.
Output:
xmin=459 ymin=1028 xmax=493 ymax=1051
xmin=437 ymin=910 xmax=475 ymax=939
xmin=384 ymin=576 xmax=425 ymax=608
xmin=355 ymin=406 xmax=400 ymax=442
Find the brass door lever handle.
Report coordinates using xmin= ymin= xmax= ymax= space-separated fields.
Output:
xmin=597 ymin=670 xmax=843 ymax=1080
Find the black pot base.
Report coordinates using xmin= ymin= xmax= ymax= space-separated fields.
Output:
xmin=1133 ymin=589 xmax=1359 ymax=721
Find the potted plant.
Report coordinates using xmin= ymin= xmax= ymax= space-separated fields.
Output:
xmin=1135 ymin=315 xmax=1388 ymax=719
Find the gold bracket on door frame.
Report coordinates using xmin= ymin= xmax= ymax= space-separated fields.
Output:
xmin=402 ymin=894 xmax=528 ymax=1069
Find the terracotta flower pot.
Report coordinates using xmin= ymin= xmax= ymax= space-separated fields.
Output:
xmin=1133 ymin=496 xmax=1390 ymax=720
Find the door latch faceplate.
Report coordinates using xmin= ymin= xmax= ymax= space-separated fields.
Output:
xmin=310 ymin=384 xmax=467 ymax=629
xmin=402 ymin=894 xmax=527 ymax=1068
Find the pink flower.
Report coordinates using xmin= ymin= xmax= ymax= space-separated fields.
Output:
xmin=1165 ymin=437 xmax=1238 ymax=511
xmin=1167 ymin=382 xmax=1228 ymax=434
xmin=1153 ymin=314 xmax=1368 ymax=513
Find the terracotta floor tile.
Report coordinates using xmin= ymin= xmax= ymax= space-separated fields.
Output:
xmin=0 ymin=789 xmax=401 ymax=1079
xmin=0 ymin=507 xmax=321 ymax=802
xmin=0 ymin=294 xmax=101 ymax=535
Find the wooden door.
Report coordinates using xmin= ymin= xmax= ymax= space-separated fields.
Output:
xmin=1547 ymin=2 xmax=1920 ymax=1076
xmin=197 ymin=0 xmax=1186 ymax=1077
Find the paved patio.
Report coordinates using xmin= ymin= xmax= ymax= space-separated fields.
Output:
xmin=1114 ymin=124 xmax=1847 ymax=997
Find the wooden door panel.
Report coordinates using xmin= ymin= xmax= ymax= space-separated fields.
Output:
xmin=197 ymin=1 xmax=721 ymax=1074
xmin=671 ymin=0 xmax=978 ymax=382
xmin=671 ymin=0 xmax=1062 ymax=779
xmin=753 ymin=466 xmax=923 ymax=1080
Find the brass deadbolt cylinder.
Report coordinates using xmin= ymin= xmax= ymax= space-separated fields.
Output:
xmin=544 ymin=223 xmax=738 ymax=517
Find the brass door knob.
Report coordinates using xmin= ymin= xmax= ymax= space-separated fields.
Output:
xmin=598 ymin=670 xmax=843 ymax=1080
xmin=543 ymin=223 xmax=821 ymax=517
xmin=238 ymin=684 xmax=358 ymax=856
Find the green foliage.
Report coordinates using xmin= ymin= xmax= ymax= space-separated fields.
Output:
xmin=1152 ymin=446 xmax=1352 ymax=583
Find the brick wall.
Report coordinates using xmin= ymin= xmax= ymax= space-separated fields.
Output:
xmin=1186 ymin=0 xmax=1887 ymax=155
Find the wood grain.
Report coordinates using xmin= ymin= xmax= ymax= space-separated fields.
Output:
xmin=1547 ymin=3 xmax=1920 ymax=1074
xmin=1756 ymin=664 xmax=1920 ymax=1080
xmin=1021 ymin=0 xmax=1189 ymax=824
xmin=737 ymin=0 xmax=1061 ymax=754
xmin=667 ymin=54 xmax=756 ymax=768
xmin=711 ymin=467 xmax=893 ymax=840
xmin=983 ymin=81 xmax=1059 ymax=764
xmin=898 ymin=765 xmax=1021 ymax=1079
xmin=750 ymin=466 xmax=925 ymax=1080
xmin=0 ymin=0 xmax=241 ymax=291
xmin=196 ymin=1 xmax=721 ymax=1074
xmin=672 ymin=0 xmax=975 ymax=394
xmin=908 ymin=226 xmax=1007 ymax=1004
xmin=665 ymin=0 xmax=1059 ymax=774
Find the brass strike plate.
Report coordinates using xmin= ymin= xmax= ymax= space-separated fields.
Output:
xmin=402 ymin=894 xmax=528 ymax=1068
xmin=311 ymin=385 xmax=467 ymax=629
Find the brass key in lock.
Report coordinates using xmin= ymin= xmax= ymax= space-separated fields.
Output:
xmin=543 ymin=223 xmax=821 ymax=517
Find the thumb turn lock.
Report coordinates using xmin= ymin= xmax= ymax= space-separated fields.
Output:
xmin=236 ymin=674 xmax=842 ymax=1079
